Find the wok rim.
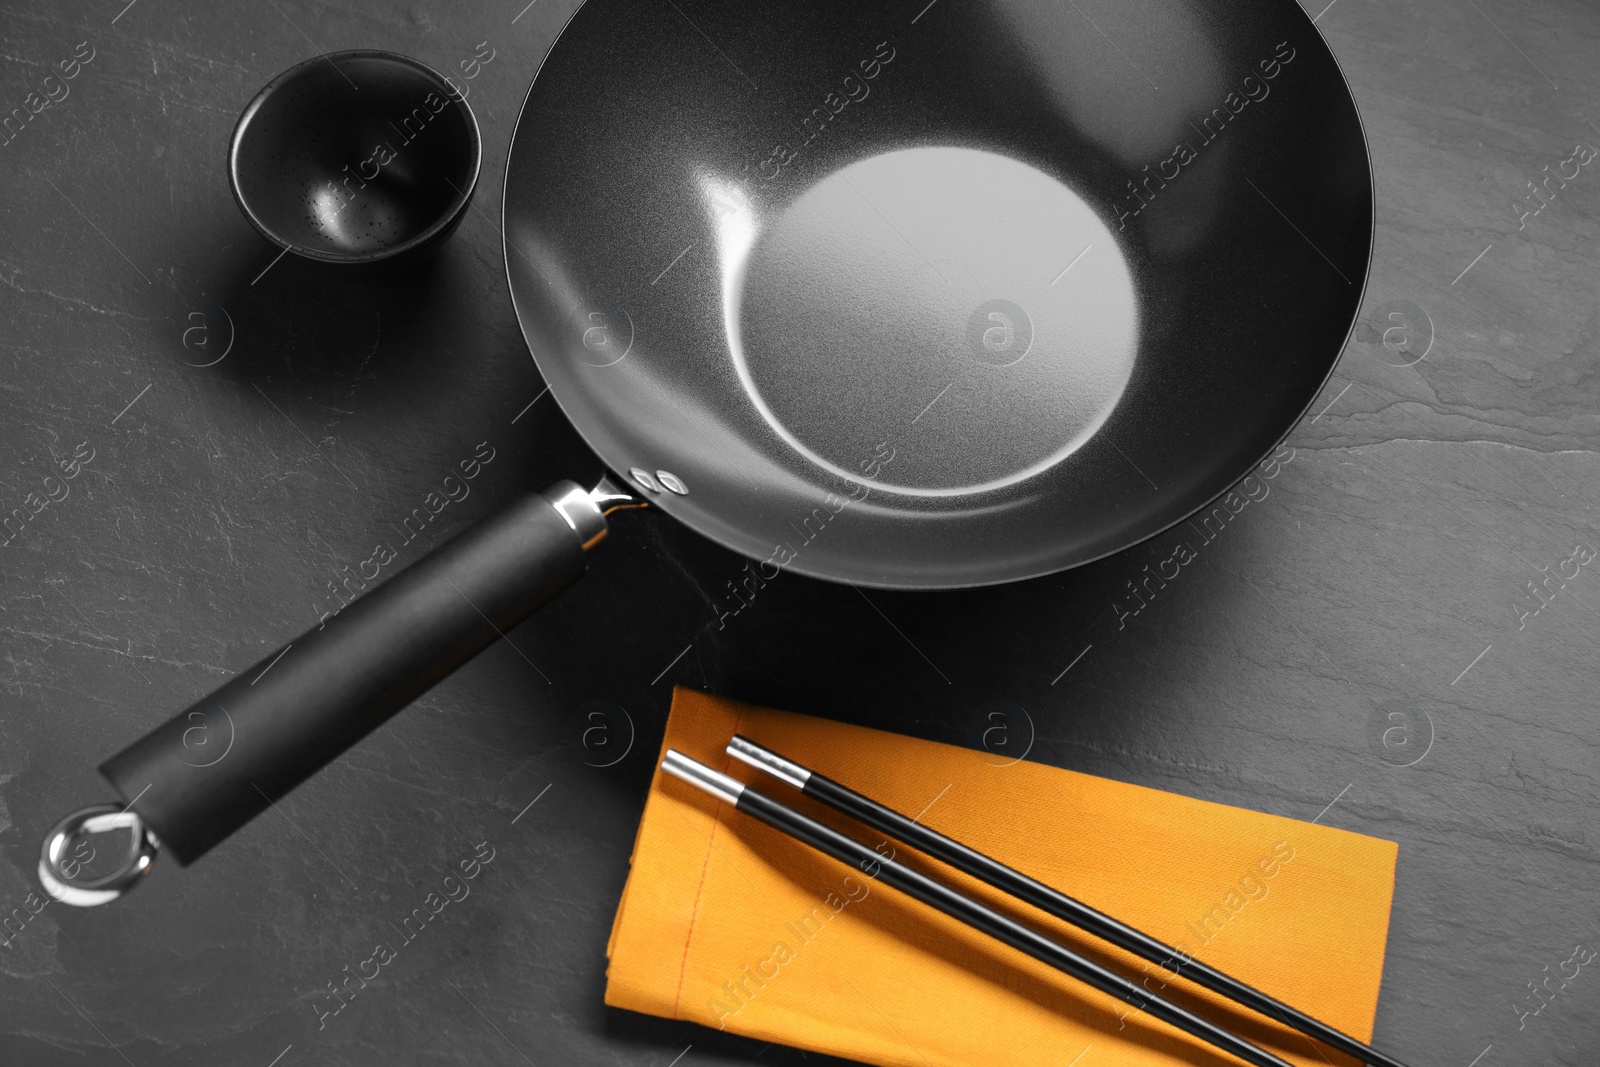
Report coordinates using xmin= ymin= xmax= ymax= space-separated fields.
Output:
xmin=500 ymin=0 xmax=1377 ymax=591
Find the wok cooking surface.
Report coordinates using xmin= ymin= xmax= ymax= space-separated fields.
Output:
xmin=503 ymin=0 xmax=1372 ymax=587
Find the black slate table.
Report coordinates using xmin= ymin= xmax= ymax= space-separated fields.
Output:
xmin=2 ymin=0 xmax=1597 ymax=1064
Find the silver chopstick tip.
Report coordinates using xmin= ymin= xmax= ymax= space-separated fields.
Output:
xmin=661 ymin=750 xmax=745 ymax=806
xmin=726 ymin=735 xmax=810 ymax=789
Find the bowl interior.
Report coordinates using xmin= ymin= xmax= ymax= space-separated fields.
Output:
xmin=233 ymin=54 xmax=478 ymax=259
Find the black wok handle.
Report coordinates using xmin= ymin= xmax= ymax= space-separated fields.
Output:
xmin=99 ymin=481 xmax=612 ymax=866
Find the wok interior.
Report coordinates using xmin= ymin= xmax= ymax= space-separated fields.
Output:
xmin=504 ymin=0 xmax=1371 ymax=587
xmin=731 ymin=146 xmax=1141 ymax=498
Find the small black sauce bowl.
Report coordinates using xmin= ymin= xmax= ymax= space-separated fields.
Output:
xmin=228 ymin=50 xmax=481 ymax=271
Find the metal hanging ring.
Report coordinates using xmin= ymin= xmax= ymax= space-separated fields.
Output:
xmin=38 ymin=803 xmax=160 ymax=907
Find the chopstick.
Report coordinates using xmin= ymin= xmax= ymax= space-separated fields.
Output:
xmin=661 ymin=750 xmax=1299 ymax=1067
xmin=727 ymin=735 xmax=1411 ymax=1067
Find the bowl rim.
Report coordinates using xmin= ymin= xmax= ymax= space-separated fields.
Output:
xmin=227 ymin=48 xmax=483 ymax=265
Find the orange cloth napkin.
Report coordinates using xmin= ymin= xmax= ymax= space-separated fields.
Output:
xmin=607 ymin=688 xmax=1398 ymax=1066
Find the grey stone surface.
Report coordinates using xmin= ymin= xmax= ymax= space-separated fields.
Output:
xmin=1 ymin=0 xmax=1596 ymax=1064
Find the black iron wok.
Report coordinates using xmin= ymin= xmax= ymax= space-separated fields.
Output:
xmin=42 ymin=0 xmax=1371 ymax=902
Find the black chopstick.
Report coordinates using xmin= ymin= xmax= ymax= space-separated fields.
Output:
xmin=726 ymin=735 xmax=1410 ymax=1067
xmin=661 ymin=750 xmax=1299 ymax=1067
